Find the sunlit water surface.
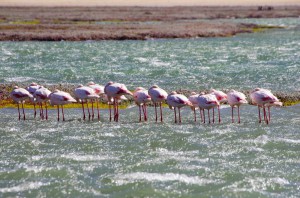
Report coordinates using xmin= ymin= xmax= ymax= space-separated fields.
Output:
xmin=0 ymin=18 xmax=300 ymax=197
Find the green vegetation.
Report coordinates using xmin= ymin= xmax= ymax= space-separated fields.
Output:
xmin=10 ymin=19 xmax=40 ymax=25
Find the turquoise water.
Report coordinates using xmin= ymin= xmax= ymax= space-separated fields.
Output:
xmin=0 ymin=18 xmax=300 ymax=197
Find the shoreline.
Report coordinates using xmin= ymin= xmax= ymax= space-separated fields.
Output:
xmin=1 ymin=83 xmax=300 ymax=107
xmin=0 ymin=6 xmax=299 ymax=41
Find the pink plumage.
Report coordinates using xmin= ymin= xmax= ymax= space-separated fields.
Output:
xmin=227 ymin=90 xmax=248 ymax=123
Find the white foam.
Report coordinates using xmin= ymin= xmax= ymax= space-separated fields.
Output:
xmin=115 ymin=172 xmax=219 ymax=186
xmin=0 ymin=182 xmax=49 ymax=193
xmin=60 ymin=154 xmax=118 ymax=162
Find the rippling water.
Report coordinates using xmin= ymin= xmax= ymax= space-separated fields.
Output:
xmin=0 ymin=18 xmax=300 ymax=197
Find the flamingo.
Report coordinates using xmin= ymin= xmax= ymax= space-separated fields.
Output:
xmin=227 ymin=90 xmax=248 ymax=123
xmin=10 ymin=86 xmax=33 ymax=120
xmin=197 ymin=93 xmax=220 ymax=124
xmin=87 ymin=82 xmax=105 ymax=120
xmin=133 ymin=87 xmax=152 ymax=122
xmin=74 ymin=84 xmax=100 ymax=120
xmin=104 ymin=82 xmax=133 ymax=122
xmin=167 ymin=91 xmax=193 ymax=123
xmin=188 ymin=92 xmax=199 ymax=122
xmin=49 ymin=89 xmax=76 ymax=121
xmin=33 ymin=86 xmax=51 ymax=120
xmin=250 ymin=88 xmax=281 ymax=124
xmin=26 ymin=82 xmax=41 ymax=118
xmin=148 ymin=85 xmax=168 ymax=122
xmin=210 ymin=89 xmax=227 ymax=123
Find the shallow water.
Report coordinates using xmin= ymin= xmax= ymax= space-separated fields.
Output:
xmin=0 ymin=18 xmax=300 ymax=197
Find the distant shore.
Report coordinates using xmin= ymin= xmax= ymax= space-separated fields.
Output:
xmin=0 ymin=6 xmax=299 ymax=41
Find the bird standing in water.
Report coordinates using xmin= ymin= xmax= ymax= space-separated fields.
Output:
xmin=227 ymin=90 xmax=248 ymax=123
xmin=10 ymin=86 xmax=33 ymax=120
xmin=104 ymin=82 xmax=133 ymax=122
xmin=148 ymin=85 xmax=168 ymax=122
xmin=167 ymin=91 xmax=193 ymax=123
xmin=133 ymin=87 xmax=152 ymax=122
xmin=49 ymin=89 xmax=76 ymax=121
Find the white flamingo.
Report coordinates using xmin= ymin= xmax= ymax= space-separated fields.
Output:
xmin=188 ymin=92 xmax=200 ymax=122
xmin=197 ymin=93 xmax=220 ymax=124
xmin=227 ymin=90 xmax=248 ymax=123
xmin=250 ymin=88 xmax=281 ymax=124
xmin=33 ymin=86 xmax=51 ymax=120
xmin=87 ymin=82 xmax=105 ymax=120
xmin=167 ymin=91 xmax=193 ymax=123
xmin=148 ymin=85 xmax=168 ymax=122
xmin=49 ymin=89 xmax=76 ymax=121
xmin=26 ymin=82 xmax=41 ymax=118
xmin=133 ymin=87 xmax=152 ymax=122
xmin=74 ymin=84 xmax=100 ymax=120
xmin=104 ymin=82 xmax=133 ymax=122
xmin=210 ymin=89 xmax=227 ymax=123
xmin=10 ymin=86 xmax=33 ymax=120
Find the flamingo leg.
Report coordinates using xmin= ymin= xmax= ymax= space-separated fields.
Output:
xmin=91 ymin=99 xmax=94 ymax=120
xmin=154 ymin=103 xmax=158 ymax=122
xmin=86 ymin=101 xmax=90 ymax=120
xmin=109 ymin=103 xmax=112 ymax=122
xmin=268 ymin=107 xmax=271 ymax=122
xmin=194 ymin=108 xmax=196 ymax=122
xmin=61 ymin=105 xmax=65 ymax=121
xmin=174 ymin=107 xmax=177 ymax=123
xmin=139 ymin=105 xmax=142 ymax=122
xmin=263 ymin=107 xmax=269 ymax=125
xmin=199 ymin=108 xmax=203 ymax=123
xmin=144 ymin=105 xmax=148 ymax=121
xmin=141 ymin=105 xmax=146 ymax=121
xmin=116 ymin=99 xmax=119 ymax=122
xmin=160 ymin=103 xmax=163 ymax=122
xmin=203 ymin=109 xmax=206 ymax=123
xmin=33 ymin=104 xmax=36 ymax=118
xmin=96 ymin=100 xmax=100 ymax=120
xmin=178 ymin=107 xmax=181 ymax=123
xmin=208 ymin=109 xmax=211 ymax=124
xmin=17 ymin=103 xmax=21 ymax=120
xmin=212 ymin=108 xmax=215 ymax=123
xmin=22 ymin=103 xmax=25 ymax=120
xmin=238 ymin=106 xmax=240 ymax=123
xmin=113 ymin=98 xmax=117 ymax=122
xmin=57 ymin=105 xmax=60 ymax=121
xmin=218 ymin=105 xmax=221 ymax=123
xmin=258 ymin=106 xmax=261 ymax=123
xmin=231 ymin=106 xmax=234 ymax=123
xmin=45 ymin=102 xmax=48 ymax=120
xmin=82 ymin=101 xmax=86 ymax=120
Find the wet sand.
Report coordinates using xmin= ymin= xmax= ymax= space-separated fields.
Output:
xmin=1 ymin=83 xmax=299 ymax=108
xmin=0 ymin=6 xmax=299 ymax=41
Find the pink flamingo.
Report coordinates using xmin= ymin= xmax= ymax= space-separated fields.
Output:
xmin=49 ymin=89 xmax=76 ymax=121
xmin=87 ymin=82 xmax=105 ymax=120
xmin=10 ymin=86 xmax=33 ymax=120
xmin=227 ymin=90 xmax=248 ymax=123
xmin=133 ymin=87 xmax=152 ymax=122
xmin=33 ymin=86 xmax=51 ymax=120
xmin=250 ymin=88 xmax=281 ymax=124
xmin=26 ymin=82 xmax=41 ymax=118
xmin=74 ymin=84 xmax=100 ymax=120
xmin=148 ymin=85 xmax=168 ymax=122
xmin=188 ymin=92 xmax=199 ymax=122
xmin=197 ymin=93 xmax=220 ymax=124
xmin=167 ymin=91 xmax=193 ymax=123
xmin=104 ymin=82 xmax=133 ymax=122
xmin=210 ymin=89 xmax=227 ymax=123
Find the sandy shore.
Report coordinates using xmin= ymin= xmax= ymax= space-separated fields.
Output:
xmin=1 ymin=83 xmax=299 ymax=107
xmin=0 ymin=6 xmax=299 ymax=41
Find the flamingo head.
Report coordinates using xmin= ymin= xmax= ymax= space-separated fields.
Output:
xmin=170 ymin=91 xmax=177 ymax=95
xmin=30 ymin=82 xmax=38 ymax=86
xmin=87 ymin=81 xmax=95 ymax=86
xmin=150 ymin=85 xmax=159 ymax=89
xmin=134 ymin=87 xmax=145 ymax=92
